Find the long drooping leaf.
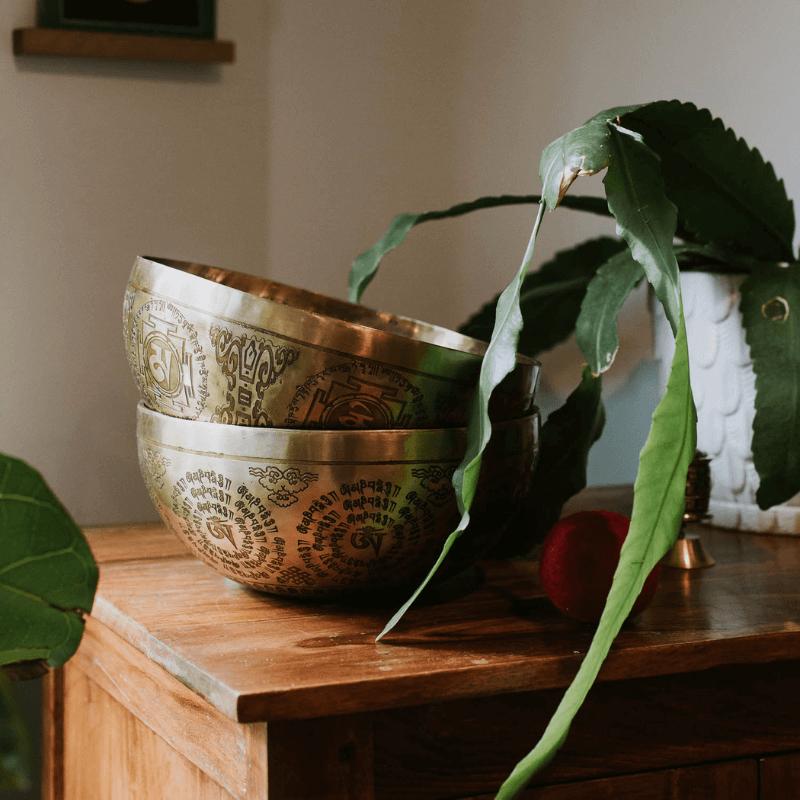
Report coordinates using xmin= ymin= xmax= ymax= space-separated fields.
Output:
xmin=575 ymin=248 xmax=644 ymax=374
xmin=604 ymin=123 xmax=682 ymax=332
xmin=348 ymin=194 xmax=609 ymax=303
xmin=496 ymin=109 xmax=695 ymax=798
xmin=498 ymin=315 xmax=696 ymax=799
xmin=460 ymin=237 xmax=626 ymax=356
xmin=740 ymin=264 xmax=800 ymax=508
xmin=0 ymin=675 xmax=29 ymax=790
xmin=0 ymin=454 xmax=97 ymax=668
xmin=377 ymin=204 xmax=547 ymax=640
xmin=623 ymin=101 xmax=795 ymax=261
xmin=494 ymin=367 xmax=605 ymax=557
xmin=539 ymin=105 xmax=643 ymax=209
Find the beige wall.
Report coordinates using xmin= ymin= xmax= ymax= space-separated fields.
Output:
xmin=0 ymin=2 xmax=277 ymax=525
xmin=263 ymin=0 xmax=800 ymax=399
xmin=2 ymin=0 xmax=799 ymax=526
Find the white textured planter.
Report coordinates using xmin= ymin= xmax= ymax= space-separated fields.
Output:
xmin=652 ymin=272 xmax=800 ymax=534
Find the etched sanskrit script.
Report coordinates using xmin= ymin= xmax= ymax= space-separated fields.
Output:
xmin=170 ymin=467 xmax=290 ymax=587
xmin=210 ymin=326 xmax=299 ymax=426
xmin=291 ymin=475 xmax=453 ymax=590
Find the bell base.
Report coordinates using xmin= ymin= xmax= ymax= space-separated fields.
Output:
xmin=663 ymin=532 xmax=715 ymax=570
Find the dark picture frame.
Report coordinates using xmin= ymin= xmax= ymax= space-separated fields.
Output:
xmin=37 ymin=0 xmax=216 ymax=39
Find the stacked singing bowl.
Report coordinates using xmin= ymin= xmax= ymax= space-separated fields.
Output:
xmin=126 ymin=256 xmax=540 ymax=598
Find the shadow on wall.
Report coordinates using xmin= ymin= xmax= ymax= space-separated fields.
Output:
xmin=536 ymin=359 xmax=661 ymax=488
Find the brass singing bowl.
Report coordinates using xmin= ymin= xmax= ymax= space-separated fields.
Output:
xmin=138 ymin=404 xmax=540 ymax=598
xmin=124 ymin=256 xmax=539 ymax=429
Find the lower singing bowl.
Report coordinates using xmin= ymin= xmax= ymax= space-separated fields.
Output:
xmin=138 ymin=404 xmax=540 ymax=598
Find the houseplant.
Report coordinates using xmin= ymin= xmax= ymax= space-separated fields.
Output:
xmin=0 ymin=454 xmax=97 ymax=788
xmin=350 ymin=100 xmax=799 ymax=796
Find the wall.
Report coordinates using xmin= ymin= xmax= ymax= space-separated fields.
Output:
xmin=0 ymin=2 xmax=272 ymax=795
xmin=5 ymin=0 xmax=800 ymax=524
xmin=0 ymin=1 xmax=273 ymax=525
xmin=259 ymin=0 xmax=800 ymax=482
xmin=2 ymin=1 xmax=800 ymax=796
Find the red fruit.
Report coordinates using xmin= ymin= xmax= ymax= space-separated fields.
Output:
xmin=539 ymin=510 xmax=660 ymax=623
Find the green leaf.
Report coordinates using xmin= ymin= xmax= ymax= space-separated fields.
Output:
xmin=460 ymin=237 xmax=626 ymax=356
xmin=497 ymin=314 xmax=696 ymax=799
xmin=740 ymin=264 xmax=800 ymax=508
xmin=0 ymin=674 xmax=30 ymax=790
xmin=349 ymin=212 xmax=419 ymax=304
xmin=604 ymin=122 xmax=682 ymax=332
xmin=0 ymin=454 xmax=98 ymax=668
xmin=494 ymin=367 xmax=605 ymax=557
xmin=348 ymin=194 xmax=610 ymax=303
xmin=623 ymin=101 xmax=795 ymax=261
xmin=377 ymin=204 xmax=547 ymax=640
xmin=575 ymin=248 xmax=644 ymax=374
xmin=539 ymin=105 xmax=643 ymax=209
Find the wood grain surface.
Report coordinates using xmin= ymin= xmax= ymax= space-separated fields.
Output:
xmin=759 ymin=751 xmax=800 ymax=799
xmin=467 ymin=759 xmax=758 ymax=799
xmin=62 ymin=664 xmax=234 ymax=799
xmin=71 ymin=617 xmax=266 ymax=799
xmin=83 ymin=486 xmax=800 ymax=723
xmin=371 ymin=660 xmax=800 ymax=798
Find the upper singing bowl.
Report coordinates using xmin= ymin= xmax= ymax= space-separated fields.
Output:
xmin=138 ymin=403 xmax=540 ymax=598
xmin=124 ymin=256 xmax=539 ymax=429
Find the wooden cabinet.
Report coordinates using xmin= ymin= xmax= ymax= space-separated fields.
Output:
xmin=45 ymin=488 xmax=800 ymax=799
xmin=760 ymin=752 xmax=800 ymax=799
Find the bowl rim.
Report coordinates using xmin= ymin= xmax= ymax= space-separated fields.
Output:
xmin=137 ymin=403 xmax=540 ymax=464
xmin=131 ymin=255 xmax=539 ymax=378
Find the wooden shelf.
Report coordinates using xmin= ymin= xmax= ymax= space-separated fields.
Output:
xmin=12 ymin=27 xmax=235 ymax=64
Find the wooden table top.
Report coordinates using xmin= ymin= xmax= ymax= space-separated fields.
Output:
xmin=84 ymin=486 xmax=800 ymax=723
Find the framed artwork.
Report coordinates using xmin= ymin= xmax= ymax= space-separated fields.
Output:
xmin=37 ymin=0 xmax=216 ymax=39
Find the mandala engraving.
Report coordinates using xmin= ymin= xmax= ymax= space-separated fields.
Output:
xmin=169 ymin=467 xmax=289 ymax=586
xmin=248 ymin=466 xmax=319 ymax=508
xmin=290 ymin=474 xmax=458 ymax=589
xmin=286 ymin=361 xmax=427 ymax=429
xmin=129 ymin=299 xmax=209 ymax=419
xmin=210 ymin=326 xmax=299 ymax=426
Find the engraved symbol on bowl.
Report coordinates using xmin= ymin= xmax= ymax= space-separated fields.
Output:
xmin=210 ymin=326 xmax=299 ymax=426
xmin=324 ymin=393 xmax=393 ymax=428
xmin=291 ymin=476 xmax=452 ymax=590
xmin=128 ymin=299 xmax=208 ymax=419
xmin=140 ymin=447 xmax=171 ymax=492
xmin=205 ymin=516 xmax=239 ymax=549
xmin=143 ymin=331 xmax=183 ymax=396
xmin=411 ymin=464 xmax=457 ymax=506
xmin=248 ymin=466 xmax=319 ymax=508
xmin=350 ymin=525 xmax=387 ymax=557
xmin=167 ymin=468 xmax=286 ymax=586
xmin=286 ymin=362 xmax=428 ymax=429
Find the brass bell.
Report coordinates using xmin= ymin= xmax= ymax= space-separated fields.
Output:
xmin=663 ymin=450 xmax=715 ymax=569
